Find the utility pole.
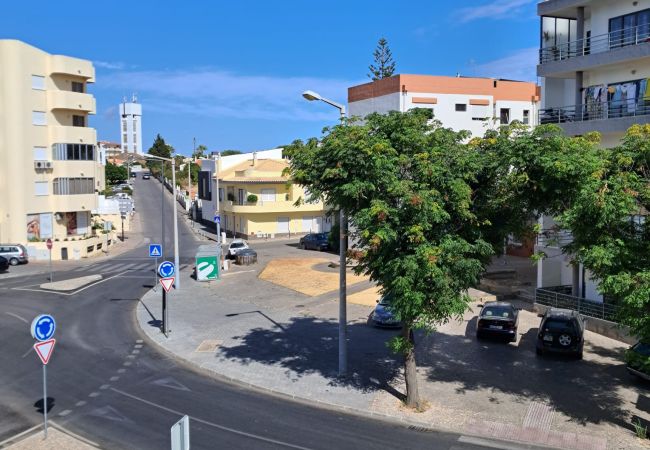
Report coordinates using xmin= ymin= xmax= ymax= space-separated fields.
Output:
xmin=216 ymin=153 xmax=221 ymax=244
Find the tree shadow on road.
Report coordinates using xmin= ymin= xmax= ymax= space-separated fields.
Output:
xmin=216 ymin=316 xmax=405 ymax=400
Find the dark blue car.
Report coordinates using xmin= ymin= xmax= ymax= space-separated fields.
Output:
xmin=299 ymin=233 xmax=329 ymax=251
xmin=368 ymin=294 xmax=402 ymax=328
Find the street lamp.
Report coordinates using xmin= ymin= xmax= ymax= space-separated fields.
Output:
xmin=302 ymin=90 xmax=348 ymax=377
xmin=145 ymin=154 xmax=181 ymax=290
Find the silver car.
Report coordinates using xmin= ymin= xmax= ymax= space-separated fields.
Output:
xmin=0 ymin=244 xmax=28 ymax=265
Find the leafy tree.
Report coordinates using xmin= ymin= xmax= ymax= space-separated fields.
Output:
xmin=105 ymin=162 xmax=128 ymax=185
xmin=146 ymin=134 xmax=174 ymax=171
xmin=193 ymin=144 xmax=208 ymax=159
xmin=368 ymin=37 xmax=396 ymax=81
xmin=285 ymin=110 xmax=528 ymax=408
xmin=221 ymin=150 xmax=242 ymax=157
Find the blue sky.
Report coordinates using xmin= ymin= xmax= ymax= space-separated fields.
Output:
xmin=2 ymin=0 xmax=539 ymax=155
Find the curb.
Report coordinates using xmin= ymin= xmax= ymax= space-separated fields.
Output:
xmin=134 ymin=286 xmax=562 ymax=450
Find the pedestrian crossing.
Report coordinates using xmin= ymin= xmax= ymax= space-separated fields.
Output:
xmin=70 ymin=259 xmax=156 ymax=275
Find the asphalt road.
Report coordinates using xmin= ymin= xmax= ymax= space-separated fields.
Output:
xmin=0 ymin=176 xmax=548 ymax=450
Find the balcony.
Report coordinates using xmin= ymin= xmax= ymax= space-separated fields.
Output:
xmin=538 ymin=1 xmax=591 ymax=18
xmin=47 ymin=91 xmax=96 ymax=114
xmin=48 ymin=126 xmax=96 ymax=145
xmin=539 ymin=99 xmax=650 ymax=135
xmin=49 ymin=55 xmax=95 ymax=82
xmin=221 ymin=200 xmax=324 ymax=214
xmin=539 ymin=25 xmax=650 ymax=77
xmin=53 ymin=194 xmax=97 ymax=213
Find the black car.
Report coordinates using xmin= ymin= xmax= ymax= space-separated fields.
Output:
xmin=299 ymin=233 xmax=329 ymax=251
xmin=625 ymin=341 xmax=650 ymax=381
xmin=536 ymin=308 xmax=585 ymax=359
xmin=368 ymin=293 xmax=402 ymax=328
xmin=0 ymin=255 xmax=9 ymax=272
xmin=476 ymin=301 xmax=519 ymax=342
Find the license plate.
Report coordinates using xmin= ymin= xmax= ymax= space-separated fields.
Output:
xmin=488 ymin=325 xmax=503 ymax=330
xmin=543 ymin=335 xmax=553 ymax=342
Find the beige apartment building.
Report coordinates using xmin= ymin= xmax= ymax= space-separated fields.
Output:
xmin=0 ymin=40 xmax=106 ymax=260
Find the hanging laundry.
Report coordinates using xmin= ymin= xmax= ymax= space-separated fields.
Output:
xmin=625 ymin=83 xmax=637 ymax=113
xmin=645 ymin=78 xmax=650 ymax=101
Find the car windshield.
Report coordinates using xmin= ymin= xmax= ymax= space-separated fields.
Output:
xmin=231 ymin=242 xmax=245 ymax=249
xmin=315 ymin=233 xmax=328 ymax=240
xmin=482 ymin=306 xmax=513 ymax=319
xmin=378 ymin=293 xmax=393 ymax=306
xmin=544 ymin=318 xmax=575 ymax=332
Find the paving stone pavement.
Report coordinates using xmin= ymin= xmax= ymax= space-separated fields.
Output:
xmin=136 ymin=242 xmax=650 ymax=450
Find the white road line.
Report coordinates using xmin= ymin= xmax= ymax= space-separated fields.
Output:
xmin=5 ymin=312 xmax=28 ymax=323
xmin=21 ymin=347 xmax=32 ymax=358
xmin=222 ymin=269 xmax=257 ymax=277
xmin=110 ymin=388 xmax=314 ymax=450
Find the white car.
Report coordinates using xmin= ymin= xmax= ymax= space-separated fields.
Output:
xmin=227 ymin=239 xmax=249 ymax=258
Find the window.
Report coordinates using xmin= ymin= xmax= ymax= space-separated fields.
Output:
xmin=610 ymin=9 xmax=650 ymax=48
xmin=33 ymin=146 xmax=48 ymax=161
xmin=53 ymin=177 xmax=94 ymax=195
xmin=122 ymin=121 xmax=127 ymax=132
xmin=277 ymin=217 xmax=290 ymax=233
xmin=52 ymin=143 xmax=95 ymax=160
xmin=72 ymin=115 xmax=85 ymax=127
xmin=455 ymin=103 xmax=467 ymax=112
xmin=523 ymin=110 xmax=530 ymax=125
xmin=261 ymin=188 xmax=276 ymax=202
xmin=71 ymin=81 xmax=84 ymax=93
xmin=500 ymin=108 xmax=510 ymax=124
xmin=34 ymin=181 xmax=48 ymax=196
xmin=31 ymin=75 xmax=45 ymax=90
xmin=32 ymin=111 xmax=46 ymax=126
xmin=238 ymin=189 xmax=245 ymax=205
xmin=471 ymin=105 xmax=489 ymax=121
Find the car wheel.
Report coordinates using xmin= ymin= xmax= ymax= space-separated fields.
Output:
xmin=558 ymin=334 xmax=572 ymax=347
xmin=9 ymin=258 xmax=19 ymax=266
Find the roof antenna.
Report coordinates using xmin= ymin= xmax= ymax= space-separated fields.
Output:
xmin=456 ymin=72 xmax=461 ymax=78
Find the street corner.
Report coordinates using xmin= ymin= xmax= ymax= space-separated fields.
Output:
xmin=258 ymin=257 xmax=369 ymax=297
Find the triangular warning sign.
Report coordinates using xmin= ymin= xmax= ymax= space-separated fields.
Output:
xmin=160 ymin=277 xmax=175 ymax=292
xmin=34 ymin=338 xmax=56 ymax=365
xmin=150 ymin=247 xmax=161 ymax=257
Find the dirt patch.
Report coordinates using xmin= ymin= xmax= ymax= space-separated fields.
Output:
xmin=259 ymin=258 xmax=369 ymax=296
xmin=348 ymin=286 xmax=382 ymax=306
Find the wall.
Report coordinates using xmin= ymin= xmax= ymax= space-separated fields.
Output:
xmin=589 ymin=0 xmax=650 ymax=38
xmin=348 ymin=92 xmax=401 ymax=119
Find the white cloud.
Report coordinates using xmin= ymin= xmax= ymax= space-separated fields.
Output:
xmin=94 ymin=60 xmax=126 ymax=70
xmin=100 ymin=69 xmax=360 ymax=122
xmin=470 ymin=47 xmax=538 ymax=82
xmin=455 ymin=0 xmax=535 ymax=23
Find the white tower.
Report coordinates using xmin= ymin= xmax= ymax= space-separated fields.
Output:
xmin=119 ymin=94 xmax=142 ymax=154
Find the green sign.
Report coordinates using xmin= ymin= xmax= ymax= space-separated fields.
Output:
xmin=196 ymin=255 xmax=219 ymax=281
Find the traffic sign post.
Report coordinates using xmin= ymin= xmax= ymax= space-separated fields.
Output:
xmin=30 ymin=315 xmax=56 ymax=439
xmin=46 ymin=238 xmax=53 ymax=283
xmin=171 ymin=415 xmax=190 ymax=450
xmin=158 ymin=262 xmax=175 ymax=336
xmin=149 ymin=245 xmax=162 ymax=292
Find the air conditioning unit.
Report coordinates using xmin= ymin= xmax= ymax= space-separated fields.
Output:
xmin=34 ymin=160 xmax=53 ymax=169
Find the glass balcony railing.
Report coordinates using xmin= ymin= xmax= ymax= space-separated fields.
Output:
xmin=539 ymin=99 xmax=650 ymax=124
xmin=539 ymin=24 xmax=650 ymax=64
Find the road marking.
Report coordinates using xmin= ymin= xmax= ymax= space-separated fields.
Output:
xmin=222 ymin=269 xmax=257 ymax=277
xmin=21 ymin=347 xmax=32 ymax=358
xmin=58 ymin=409 xmax=72 ymax=417
xmin=5 ymin=312 xmax=28 ymax=323
xmin=110 ymin=376 xmax=120 ymax=382
xmin=88 ymin=392 xmax=100 ymax=398
xmin=110 ymin=388 xmax=314 ymax=450
xmin=75 ymin=401 xmax=87 ymax=407
xmin=11 ymin=270 xmax=133 ymax=296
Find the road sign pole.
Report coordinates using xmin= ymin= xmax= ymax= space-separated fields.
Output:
xmin=162 ymin=288 xmax=167 ymax=336
xmin=154 ymin=257 xmax=158 ymax=292
xmin=43 ymin=363 xmax=47 ymax=438
xmin=48 ymin=248 xmax=52 ymax=283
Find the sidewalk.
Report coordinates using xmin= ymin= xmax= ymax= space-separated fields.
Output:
xmin=135 ymin=248 xmax=649 ymax=450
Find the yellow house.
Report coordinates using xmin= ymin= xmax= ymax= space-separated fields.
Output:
xmin=216 ymin=157 xmax=331 ymax=239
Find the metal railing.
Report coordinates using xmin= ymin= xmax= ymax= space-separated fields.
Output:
xmin=539 ymin=98 xmax=650 ymax=125
xmin=537 ymin=228 xmax=573 ymax=247
xmin=540 ymin=24 xmax=650 ymax=64
xmin=535 ymin=286 xmax=619 ymax=322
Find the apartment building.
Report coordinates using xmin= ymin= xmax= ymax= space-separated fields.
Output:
xmin=0 ymin=40 xmax=106 ymax=260
xmin=120 ymin=96 xmax=142 ymax=154
xmin=348 ymin=74 xmax=540 ymax=137
xmin=538 ymin=0 xmax=650 ymax=147
xmin=198 ymin=149 xmax=330 ymax=239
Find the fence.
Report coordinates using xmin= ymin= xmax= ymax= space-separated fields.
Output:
xmin=535 ymin=285 xmax=619 ymax=322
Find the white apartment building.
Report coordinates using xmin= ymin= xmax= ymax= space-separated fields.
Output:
xmin=536 ymin=0 xmax=650 ymax=302
xmin=0 ymin=40 xmax=107 ymax=260
xmin=348 ymin=74 xmax=540 ymax=137
xmin=120 ymin=96 xmax=142 ymax=154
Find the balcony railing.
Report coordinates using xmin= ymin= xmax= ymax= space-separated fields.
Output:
xmin=540 ymin=24 xmax=650 ymax=64
xmin=535 ymin=286 xmax=619 ymax=322
xmin=539 ymin=99 xmax=650 ymax=124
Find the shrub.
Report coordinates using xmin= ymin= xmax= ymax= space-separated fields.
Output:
xmin=247 ymin=194 xmax=258 ymax=204
xmin=625 ymin=348 xmax=650 ymax=374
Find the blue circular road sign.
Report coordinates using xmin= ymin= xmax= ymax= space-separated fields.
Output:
xmin=158 ymin=261 xmax=175 ymax=278
xmin=31 ymin=314 xmax=56 ymax=342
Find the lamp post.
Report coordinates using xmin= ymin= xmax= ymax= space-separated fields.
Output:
xmin=145 ymin=154 xmax=181 ymax=290
xmin=302 ymin=90 xmax=348 ymax=377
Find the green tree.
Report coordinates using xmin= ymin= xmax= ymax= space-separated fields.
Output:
xmin=368 ymin=37 xmax=396 ymax=81
xmin=105 ymin=162 xmax=128 ymax=185
xmin=147 ymin=134 xmax=174 ymax=172
xmin=221 ymin=150 xmax=242 ymax=156
xmin=193 ymin=144 xmax=208 ymax=159
xmin=285 ymin=110 xmax=526 ymax=408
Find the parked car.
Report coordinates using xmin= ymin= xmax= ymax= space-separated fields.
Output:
xmin=299 ymin=233 xmax=329 ymax=251
xmin=0 ymin=244 xmax=28 ymax=265
xmin=368 ymin=293 xmax=402 ymax=328
xmin=536 ymin=308 xmax=585 ymax=359
xmin=625 ymin=341 xmax=650 ymax=381
xmin=130 ymin=172 xmax=137 ymax=178
xmin=142 ymin=173 xmax=150 ymax=180
xmin=226 ymin=239 xmax=249 ymax=259
xmin=0 ymin=255 xmax=9 ymax=272
xmin=476 ymin=301 xmax=519 ymax=342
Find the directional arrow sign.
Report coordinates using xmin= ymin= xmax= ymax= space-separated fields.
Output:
xmin=160 ymin=277 xmax=175 ymax=293
xmin=34 ymin=339 xmax=56 ymax=365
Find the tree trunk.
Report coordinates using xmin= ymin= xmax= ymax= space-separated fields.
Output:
xmin=402 ymin=325 xmax=421 ymax=409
